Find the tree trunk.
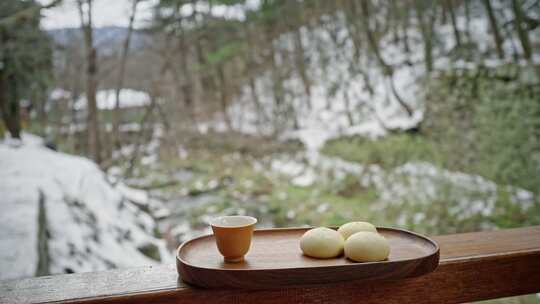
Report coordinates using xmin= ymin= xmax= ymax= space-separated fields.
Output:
xmin=344 ymin=1 xmax=363 ymax=61
xmin=293 ymin=28 xmax=312 ymax=110
xmin=482 ymin=0 xmax=505 ymax=59
xmin=446 ymin=0 xmax=461 ymax=48
xmin=248 ymin=72 xmax=263 ymax=132
xmin=358 ymin=0 xmax=392 ymax=76
xmin=511 ymin=0 xmax=532 ymax=60
xmin=86 ymin=46 xmax=100 ymax=163
xmin=78 ymin=0 xmax=101 ymax=163
xmin=343 ymin=90 xmax=354 ymax=127
xmin=268 ymin=41 xmax=284 ymax=107
xmin=464 ymin=0 xmax=472 ymax=44
xmin=389 ymin=75 xmax=413 ymax=117
xmin=0 ymin=68 xmax=21 ymax=139
xmin=0 ymin=28 xmax=21 ymax=139
xmin=32 ymin=84 xmax=48 ymax=131
xmin=414 ymin=0 xmax=435 ymax=73
xmin=244 ymin=25 xmax=264 ymax=132
xmin=177 ymin=30 xmax=196 ymax=124
xmin=125 ymin=91 xmax=158 ymax=178
xmin=358 ymin=0 xmax=414 ymax=117
xmin=216 ymin=64 xmax=232 ymax=131
xmin=194 ymin=13 xmax=215 ymax=124
xmin=289 ymin=1 xmax=311 ymax=111
xmin=440 ymin=0 xmax=448 ymax=24
xmin=112 ymin=0 xmax=139 ymax=150
xmin=402 ymin=2 xmax=411 ymax=54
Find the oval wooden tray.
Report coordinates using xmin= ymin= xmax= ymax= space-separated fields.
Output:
xmin=176 ymin=227 xmax=439 ymax=289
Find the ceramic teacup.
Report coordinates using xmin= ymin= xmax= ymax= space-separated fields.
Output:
xmin=210 ymin=215 xmax=257 ymax=263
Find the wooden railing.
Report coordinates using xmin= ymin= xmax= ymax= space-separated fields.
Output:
xmin=2 ymin=226 xmax=540 ymax=304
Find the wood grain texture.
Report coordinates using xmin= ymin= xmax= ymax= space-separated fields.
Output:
xmin=177 ymin=227 xmax=440 ymax=288
xmin=1 ymin=226 xmax=540 ymax=304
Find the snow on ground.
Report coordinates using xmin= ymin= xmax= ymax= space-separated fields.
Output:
xmin=202 ymin=4 xmax=539 ymax=152
xmin=376 ymin=162 xmax=499 ymax=219
xmin=210 ymin=8 xmax=428 ymax=150
xmin=0 ymin=186 xmax=41 ymax=280
xmin=0 ymin=133 xmax=171 ymax=280
xmin=261 ymin=7 xmax=538 ymax=223
xmin=74 ymin=89 xmax=150 ymax=110
xmin=270 ymin=151 xmax=535 ymax=228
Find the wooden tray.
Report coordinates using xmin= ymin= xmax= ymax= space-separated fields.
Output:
xmin=176 ymin=227 xmax=439 ymax=289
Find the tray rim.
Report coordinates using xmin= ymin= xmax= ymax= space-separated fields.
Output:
xmin=176 ymin=226 xmax=440 ymax=271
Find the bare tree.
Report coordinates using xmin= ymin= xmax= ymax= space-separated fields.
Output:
xmin=112 ymin=0 xmax=141 ymax=150
xmin=244 ymin=24 xmax=264 ymax=133
xmin=414 ymin=0 xmax=437 ymax=73
xmin=482 ymin=0 xmax=505 ymax=59
xmin=216 ymin=63 xmax=232 ymax=131
xmin=511 ymin=0 xmax=532 ymax=61
xmin=268 ymin=39 xmax=285 ymax=127
xmin=463 ymin=0 xmax=472 ymax=44
xmin=445 ymin=0 xmax=461 ymax=48
xmin=125 ymin=87 xmax=158 ymax=178
xmin=343 ymin=0 xmax=363 ymax=61
xmin=343 ymin=88 xmax=354 ymax=126
xmin=402 ymin=2 xmax=411 ymax=54
xmin=358 ymin=0 xmax=414 ymax=117
xmin=358 ymin=0 xmax=392 ymax=76
xmin=291 ymin=1 xmax=312 ymax=110
xmin=77 ymin=0 xmax=101 ymax=163
xmin=177 ymin=29 xmax=196 ymax=124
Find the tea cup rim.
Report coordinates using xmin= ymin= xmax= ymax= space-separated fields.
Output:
xmin=210 ymin=215 xmax=258 ymax=228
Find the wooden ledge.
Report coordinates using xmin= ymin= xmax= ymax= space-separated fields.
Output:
xmin=2 ymin=226 xmax=540 ymax=304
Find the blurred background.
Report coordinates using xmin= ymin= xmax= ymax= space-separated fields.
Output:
xmin=0 ymin=0 xmax=539 ymax=301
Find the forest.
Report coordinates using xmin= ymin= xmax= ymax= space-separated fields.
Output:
xmin=1 ymin=0 xmax=540 ymax=302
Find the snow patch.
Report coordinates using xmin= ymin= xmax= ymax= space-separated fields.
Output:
xmin=75 ymin=89 xmax=150 ymax=110
xmin=0 ymin=135 xmax=170 ymax=280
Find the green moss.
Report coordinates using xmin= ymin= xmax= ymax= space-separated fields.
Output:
xmin=424 ymin=67 xmax=540 ymax=192
xmin=266 ymin=181 xmax=377 ymax=227
xmin=322 ymin=134 xmax=441 ymax=168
